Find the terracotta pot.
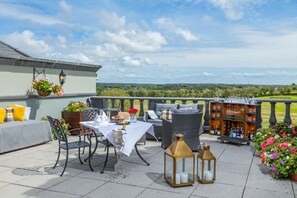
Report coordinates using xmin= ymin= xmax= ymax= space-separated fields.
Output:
xmin=290 ymin=174 xmax=297 ymax=181
xmin=61 ymin=111 xmax=83 ymax=134
xmin=37 ymin=90 xmax=51 ymax=97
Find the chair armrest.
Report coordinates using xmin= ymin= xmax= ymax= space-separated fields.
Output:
xmin=144 ymin=111 xmax=149 ymax=122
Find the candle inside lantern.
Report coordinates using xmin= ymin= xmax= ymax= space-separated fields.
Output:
xmin=175 ymin=173 xmax=181 ymax=184
xmin=204 ymin=171 xmax=213 ymax=180
xmin=181 ymin=172 xmax=188 ymax=183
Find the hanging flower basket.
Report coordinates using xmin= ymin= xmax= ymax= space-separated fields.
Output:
xmin=37 ymin=90 xmax=51 ymax=97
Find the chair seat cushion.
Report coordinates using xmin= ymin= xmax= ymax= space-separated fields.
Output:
xmin=60 ymin=141 xmax=90 ymax=149
xmin=147 ymin=119 xmax=162 ymax=126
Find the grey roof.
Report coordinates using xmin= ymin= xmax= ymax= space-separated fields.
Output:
xmin=0 ymin=40 xmax=101 ymax=72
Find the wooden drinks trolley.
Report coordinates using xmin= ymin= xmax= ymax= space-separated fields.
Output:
xmin=209 ymin=102 xmax=261 ymax=146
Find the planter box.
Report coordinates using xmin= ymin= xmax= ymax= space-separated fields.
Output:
xmin=61 ymin=112 xmax=83 ymax=135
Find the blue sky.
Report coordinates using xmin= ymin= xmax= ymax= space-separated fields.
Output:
xmin=0 ymin=0 xmax=297 ymax=85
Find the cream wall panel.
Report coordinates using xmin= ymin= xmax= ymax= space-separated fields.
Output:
xmin=0 ymin=65 xmax=97 ymax=97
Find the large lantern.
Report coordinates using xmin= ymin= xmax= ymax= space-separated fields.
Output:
xmin=197 ymin=144 xmax=216 ymax=184
xmin=164 ymin=134 xmax=195 ymax=187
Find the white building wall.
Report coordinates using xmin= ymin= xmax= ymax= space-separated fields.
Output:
xmin=0 ymin=65 xmax=96 ymax=97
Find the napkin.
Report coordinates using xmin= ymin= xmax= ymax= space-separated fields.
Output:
xmin=94 ymin=114 xmax=102 ymax=126
xmin=100 ymin=111 xmax=109 ymax=126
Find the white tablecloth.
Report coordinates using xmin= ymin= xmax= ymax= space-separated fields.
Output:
xmin=80 ymin=121 xmax=155 ymax=156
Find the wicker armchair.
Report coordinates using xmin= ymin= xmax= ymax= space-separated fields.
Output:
xmin=161 ymin=112 xmax=203 ymax=151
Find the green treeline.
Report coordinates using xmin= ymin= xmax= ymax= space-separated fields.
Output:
xmin=96 ymin=83 xmax=297 ymax=98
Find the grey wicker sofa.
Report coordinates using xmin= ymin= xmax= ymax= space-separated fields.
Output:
xmin=144 ymin=104 xmax=203 ymax=140
xmin=0 ymin=120 xmax=52 ymax=154
xmin=161 ymin=111 xmax=203 ymax=151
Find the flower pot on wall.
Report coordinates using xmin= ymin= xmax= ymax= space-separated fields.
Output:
xmin=61 ymin=111 xmax=83 ymax=135
xmin=290 ymin=174 xmax=297 ymax=181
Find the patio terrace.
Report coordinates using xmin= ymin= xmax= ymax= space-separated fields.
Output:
xmin=0 ymin=134 xmax=296 ymax=198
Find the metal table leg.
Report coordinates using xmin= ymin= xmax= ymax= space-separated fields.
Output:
xmin=134 ymin=144 xmax=150 ymax=166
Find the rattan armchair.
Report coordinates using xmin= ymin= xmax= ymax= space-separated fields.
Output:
xmin=161 ymin=112 xmax=203 ymax=151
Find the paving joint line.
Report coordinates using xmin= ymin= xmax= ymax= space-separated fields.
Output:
xmin=241 ymin=149 xmax=255 ymax=198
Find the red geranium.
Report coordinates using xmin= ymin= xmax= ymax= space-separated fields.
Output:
xmin=128 ymin=108 xmax=138 ymax=114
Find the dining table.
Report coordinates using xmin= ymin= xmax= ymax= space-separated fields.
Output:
xmin=79 ymin=120 xmax=155 ymax=173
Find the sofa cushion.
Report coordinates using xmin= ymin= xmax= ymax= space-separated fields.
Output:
xmin=5 ymin=108 xmax=14 ymax=122
xmin=173 ymin=109 xmax=199 ymax=114
xmin=147 ymin=118 xmax=162 ymax=127
xmin=160 ymin=109 xmax=172 ymax=120
xmin=11 ymin=106 xmax=26 ymax=121
xmin=156 ymin=104 xmax=178 ymax=117
xmin=0 ymin=108 xmax=5 ymax=124
xmin=15 ymin=104 xmax=31 ymax=121
xmin=179 ymin=104 xmax=198 ymax=110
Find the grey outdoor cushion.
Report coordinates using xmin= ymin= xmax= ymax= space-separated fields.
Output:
xmin=0 ymin=120 xmax=52 ymax=154
xmin=173 ymin=109 xmax=200 ymax=114
xmin=156 ymin=104 xmax=178 ymax=117
xmin=179 ymin=104 xmax=198 ymax=110
xmin=146 ymin=118 xmax=162 ymax=127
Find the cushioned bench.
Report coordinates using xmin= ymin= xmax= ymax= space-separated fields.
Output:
xmin=0 ymin=120 xmax=52 ymax=154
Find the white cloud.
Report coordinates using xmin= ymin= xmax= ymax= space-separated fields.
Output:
xmin=123 ymin=56 xmax=141 ymax=67
xmin=68 ymin=53 xmax=92 ymax=63
xmin=155 ymin=17 xmax=175 ymax=30
xmin=176 ymin=28 xmax=199 ymax=41
xmin=208 ymin=0 xmax=264 ymax=20
xmin=99 ymin=11 xmax=126 ymax=31
xmin=1 ymin=30 xmax=52 ymax=57
xmin=105 ymin=30 xmax=166 ymax=52
xmin=59 ymin=0 xmax=72 ymax=12
xmin=155 ymin=17 xmax=199 ymax=41
xmin=0 ymin=3 xmax=70 ymax=26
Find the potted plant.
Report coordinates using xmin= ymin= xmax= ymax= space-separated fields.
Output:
xmin=32 ymin=79 xmax=63 ymax=96
xmin=255 ymin=122 xmax=297 ymax=180
xmin=61 ymin=101 xmax=86 ymax=134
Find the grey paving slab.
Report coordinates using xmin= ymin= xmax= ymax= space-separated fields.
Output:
xmin=218 ymin=152 xmax=253 ymax=165
xmin=149 ymin=174 xmax=198 ymax=196
xmin=0 ymin=165 xmax=11 ymax=173
xmin=246 ymin=175 xmax=293 ymax=194
xmin=48 ymin=176 xmax=105 ymax=196
xmin=31 ymin=190 xmax=81 ymax=198
xmin=15 ymin=174 xmax=70 ymax=189
xmin=84 ymin=182 xmax=145 ymax=198
xmin=243 ymin=187 xmax=295 ymax=198
xmin=110 ymin=170 xmax=161 ymax=188
xmin=0 ymin=184 xmax=41 ymax=198
xmin=0 ymin=168 xmax=30 ymax=183
xmin=216 ymin=161 xmax=250 ymax=175
xmin=216 ymin=171 xmax=247 ymax=187
xmin=192 ymin=183 xmax=244 ymax=198
xmin=137 ymin=188 xmax=188 ymax=198
xmin=292 ymin=181 xmax=297 ymax=195
xmin=0 ymin=181 xmax=9 ymax=188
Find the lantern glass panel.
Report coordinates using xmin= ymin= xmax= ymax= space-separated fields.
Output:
xmin=176 ymin=158 xmax=193 ymax=184
xmin=197 ymin=157 xmax=203 ymax=180
xmin=203 ymin=159 xmax=215 ymax=181
xmin=165 ymin=154 xmax=173 ymax=184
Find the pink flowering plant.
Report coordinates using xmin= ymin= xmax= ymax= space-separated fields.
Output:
xmin=32 ymin=79 xmax=64 ymax=96
xmin=256 ymin=122 xmax=297 ymax=179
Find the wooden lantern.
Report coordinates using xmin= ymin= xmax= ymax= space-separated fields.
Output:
xmin=197 ymin=144 xmax=216 ymax=184
xmin=164 ymin=134 xmax=195 ymax=187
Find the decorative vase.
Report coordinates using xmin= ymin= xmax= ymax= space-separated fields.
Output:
xmin=130 ymin=114 xmax=137 ymax=123
xmin=37 ymin=90 xmax=51 ymax=97
xmin=290 ymin=173 xmax=297 ymax=181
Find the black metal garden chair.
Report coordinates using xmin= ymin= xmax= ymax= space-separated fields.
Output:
xmin=47 ymin=116 xmax=93 ymax=177
xmin=81 ymin=108 xmax=119 ymax=173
